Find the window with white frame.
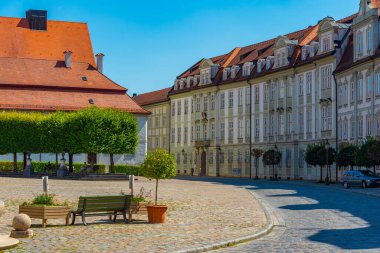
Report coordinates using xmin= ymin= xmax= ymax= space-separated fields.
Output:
xmin=191 ymin=98 xmax=194 ymax=113
xmin=211 ymin=123 xmax=215 ymax=139
xmin=357 ymin=32 xmax=364 ymax=55
xmin=286 ymin=150 xmax=292 ymax=168
xmin=184 ymin=100 xmax=188 ymax=114
xmin=238 ymin=120 xmax=243 ymax=139
xmin=344 ymin=83 xmax=348 ymax=106
xmin=306 ymin=109 xmax=312 ymax=134
xmin=228 ymin=91 xmax=234 ymax=108
xmin=321 ymin=106 xmax=332 ymax=131
xmin=203 ymin=124 xmax=207 ymax=140
xmin=367 ymin=29 xmax=372 ymax=52
xmin=242 ymin=62 xmax=252 ymax=76
xmin=287 ymin=80 xmax=293 ymax=97
xmin=255 ymin=86 xmax=260 ymax=104
xmin=245 ymin=119 xmax=251 ymax=138
xmin=279 ymin=80 xmax=285 ymax=99
xmin=200 ymin=69 xmax=211 ymax=85
xmin=358 ymin=78 xmax=364 ymax=101
xmin=367 ymin=75 xmax=373 ymax=99
xmin=344 ymin=118 xmax=348 ymax=139
xmin=177 ymin=127 xmax=181 ymax=143
xmin=245 ymin=87 xmax=251 ymax=105
xmin=196 ymin=124 xmax=201 ymax=141
xmin=306 ymin=72 xmax=312 ymax=95
xmin=171 ymin=128 xmax=175 ymax=143
xmin=171 ymin=102 xmax=175 ymax=116
xmin=228 ymin=151 xmax=233 ymax=163
xmin=264 ymin=84 xmax=269 ymax=102
xmin=191 ymin=126 xmax=194 ymax=141
xmin=264 ymin=117 xmax=268 ymax=137
xmin=299 ymin=150 xmax=305 ymax=168
xmin=366 ymin=115 xmax=372 ymax=137
xmin=322 ymin=37 xmax=331 ymax=52
xmin=177 ymin=101 xmax=181 ymax=115
xmin=298 ymin=75 xmax=304 ymax=96
xmin=358 ymin=115 xmax=363 ymax=137
xmin=278 ymin=113 xmax=285 ymax=135
xmin=270 ymin=83 xmax=276 ymax=101
xmin=351 ymin=118 xmax=355 ymax=139
xmin=208 ymin=152 xmax=213 ymax=164
xmin=222 ymin=68 xmax=230 ymax=80
xmin=220 ymin=123 xmax=225 ymax=140
xmin=237 ymin=150 xmax=242 ymax=163
xmin=184 ymin=127 xmax=188 ymax=143
xmin=238 ymin=88 xmax=243 ymax=107
xmin=286 ymin=112 xmax=292 ymax=135
xmin=228 ymin=121 xmax=234 ymax=140
xmin=211 ymin=95 xmax=215 ymax=110
xmin=351 ymin=82 xmax=355 ymax=103
xmin=269 ymin=114 xmax=275 ymax=136
xmin=203 ymin=96 xmax=208 ymax=112
xmin=321 ymin=66 xmax=332 ymax=89
xmin=376 ymin=73 xmax=380 ymax=96
xmin=220 ymin=93 xmax=225 ymax=109
xmin=299 ymin=111 xmax=304 ymax=134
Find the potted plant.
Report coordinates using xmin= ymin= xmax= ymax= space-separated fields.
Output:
xmin=141 ymin=149 xmax=176 ymax=223
xmin=122 ymin=187 xmax=152 ymax=221
xmin=19 ymin=194 xmax=70 ymax=228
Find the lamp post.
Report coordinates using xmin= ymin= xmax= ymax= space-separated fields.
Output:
xmin=325 ymin=140 xmax=330 ymax=186
xmin=274 ymin=144 xmax=278 ymax=181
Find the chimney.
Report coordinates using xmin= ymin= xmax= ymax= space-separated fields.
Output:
xmin=26 ymin=10 xmax=47 ymax=31
xmin=64 ymin=51 xmax=72 ymax=68
xmin=96 ymin=53 xmax=105 ymax=73
xmin=132 ymin=93 xmax=138 ymax=98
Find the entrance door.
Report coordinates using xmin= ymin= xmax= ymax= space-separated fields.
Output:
xmin=201 ymin=151 xmax=206 ymax=176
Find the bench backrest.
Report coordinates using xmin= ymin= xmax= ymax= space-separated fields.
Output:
xmin=76 ymin=195 xmax=132 ymax=213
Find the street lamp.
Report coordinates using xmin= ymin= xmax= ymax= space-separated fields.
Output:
xmin=274 ymin=144 xmax=278 ymax=181
xmin=325 ymin=140 xmax=330 ymax=186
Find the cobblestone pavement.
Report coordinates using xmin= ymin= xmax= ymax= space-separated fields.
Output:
xmin=0 ymin=177 xmax=267 ymax=253
xmin=206 ymin=178 xmax=380 ymax=253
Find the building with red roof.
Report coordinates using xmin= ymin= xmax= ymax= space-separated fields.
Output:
xmin=0 ymin=10 xmax=149 ymax=167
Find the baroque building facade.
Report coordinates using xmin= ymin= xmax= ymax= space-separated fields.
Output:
xmin=135 ymin=0 xmax=380 ymax=179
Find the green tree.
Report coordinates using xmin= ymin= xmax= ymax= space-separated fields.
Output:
xmin=305 ymin=143 xmax=330 ymax=182
xmin=251 ymin=148 xmax=264 ymax=179
xmin=336 ymin=144 xmax=358 ymax=170
xmin=262 ymin=149 xmax=282 ymax=180
xmin=142 ymin=149 xmax=177 ymax=205
xmin=355 ymin=138 xmax=380 ymax=174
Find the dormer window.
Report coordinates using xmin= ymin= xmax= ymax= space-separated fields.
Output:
xmin=222 ymin=68 xmax=231 ymax=80
xmin=194 ymin=75 xmax=199 ymax=86
xmin=200 ymin=69 xmax=211 ymax=85
xmin=367 ymin=29 xmax=373 ymax=52
xmin=242 ymin=62 xmax=253 ymax=77
xmin=179 ymin=80 xmax=184 ymax=89
xmin=301 ymin=46 xmax=310 ymax=60
xmin=266 ymin=56 xmax=274 ymax=70
xmin=357 ymin=32 xmax=364 ymax=54
xmin=257 ymin=59 xmax=265 ymax=73
xmin=230 ymin=65 xmax=240 ymax=79
xmin=186 ymin=77 xmax=193 ymax=88
xmin=174 ymin=80 xmax=179 ymax=91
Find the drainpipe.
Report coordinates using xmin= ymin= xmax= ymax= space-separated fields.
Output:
xmin=168 ymin=97 xmax=172 ymax=154
xmin=247 ymin=79 xmax=253 ymax=179
xmin=333 ymin=73 xmax=339 ymax=182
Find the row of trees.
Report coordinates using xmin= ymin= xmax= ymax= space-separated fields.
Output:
xmin=0 ymin=107 xmax=139 ymax=173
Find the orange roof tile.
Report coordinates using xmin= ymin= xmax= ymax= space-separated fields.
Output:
xmin=133 ymin=88 xmax=171 ymax=106
xmin=0 ymin=16 xmax=95 ymax=66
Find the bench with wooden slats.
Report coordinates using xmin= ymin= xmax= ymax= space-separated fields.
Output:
xmin=71 ymin=195 xmax=132 ymax=226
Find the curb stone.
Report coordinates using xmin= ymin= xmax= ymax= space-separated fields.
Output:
xmin=171 ymin=188 xmax=281 ymax=253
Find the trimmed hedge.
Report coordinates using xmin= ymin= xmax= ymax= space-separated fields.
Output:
xmin=113 ymin=165 xmax=142 ymax=175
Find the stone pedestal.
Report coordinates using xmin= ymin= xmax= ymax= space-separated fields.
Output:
xmin=57 ymin=158 xmax=68 ymax=178
xmin=10 ymin=229 xmax=33 ymax=238
xmin=23 ymin=157 xmax=34 ymax=177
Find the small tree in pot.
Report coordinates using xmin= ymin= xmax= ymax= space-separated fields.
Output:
xmin=142 ymin=149 xmax=176 ymax=223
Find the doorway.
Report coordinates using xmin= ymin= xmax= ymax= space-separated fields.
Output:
xmin=201 ymin=151 xmax=206 ymax=176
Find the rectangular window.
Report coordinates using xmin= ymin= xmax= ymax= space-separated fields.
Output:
xmin=246 ymin=120 xmax=251 ymax=138
xmin=306 ymin=72 xmax=312 ymax=95
xmin=264 ymin=84 xmax=269 ymax=102
xmin=299 ymin=112 xmax=304 ymax=134
xmin=367 ymin=30 xmax=372 ymax=52
xmin=196 ymin=124 xmax=201 ymax=141
xmin=298 ymin=75 xmax=304 ymax=96
xmin=228 ymin=151 xmax=233 ymax=164
xmin=358 ymin=79 xmax=363 ymax=101
xmin=177 ymin=127 xmax=181 ymax=143
xmin=228 ymin=91 xmax=234 ymax=108
xmin=264 ymin=117 xmax=268 ymax=137
xmin=286 ymin=80 xmax=292 ymax=98
xmin=255 ymin=118 xmax=260 ymax=138
xmin=171 ymin=128 xmax=175 ymax=143
xmin=286 ymin=150 xmax=292 ymax=168
xmin=211 ymin=123 xmax=215 ymax=139
xmin=184 ymin=100 xmax=188 ymax=114
xmin=306 ymin=109 xmax=312 ymax=134
xmin=245 ymin=87 xmax=251 ymax=105
xmin=278 ymin=114 xmax=284 ymax=135
xmin=367 ymin=116 xmax=372 ymax=137
xmin=358 ymin=116 xmax=363 ymax=137
xmin=220 ymin=123 xmax=225 ymax=140
xmin=238 ymin=120 xmax=243 ymax=139
xmin=351 ymin=82 xmax=355 ymax=103
xmin=162 ymin=116 xmax=166 ymax=127
xmin=184 ymin=127 xmax=188 ymax=143
xmin=299 ymin=150 xmax=305 ymax=169
xmin=203 ymin=124 xmax=207 ymax=140
xmin=203 ymin=96 xmax=208 ymax=112
xmin=270 ymin=83 xmax=276 ymax=101
xmin=322 ymin=37 xmax=330 ymax=52
xmin=351 ymin=119 xmax=355 ymax=139
xmin=237 ymin=150 xmax=242 ymax=163
xmin=358 ymin=32 xmax=363 ymax=54
xmin=255 ymin=86 xmax=260 ymax=104
xmin=171 ymin=102 xmax=175 ymax=116
xmin=177 ymin=101 xmax=181 ymax=115
xmin=321 ymin=66 xmax=332 ymax=89
xmin=191 ymin=98 xmax=194 ymax=113
xmin=211 ymin=95 xmax=215 ymax=110
xmin=228 ymin=121 xmax=234 ymax=140
xmin=286 ymin=112 xmax=292 ymax=135
xmin=238 ymin=88 xmax=243 ymax=107
xmin=269 ymin=114 xmax=275 ymax=136
xmin=367 ymin=75 xmax=373 ymax=99
xmin=220 ymin=93 xmax=225 ymax=109
xmin=196 ymin=97 xmax=201 ymax=112
xmin=279 ymin=80 xmax=285 ymax=99
xmin=321 ymin=106 xmax=333 ymax=131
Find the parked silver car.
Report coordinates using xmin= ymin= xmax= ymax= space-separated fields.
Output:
xmin=341 ymin=170 xmax=380 ymax=189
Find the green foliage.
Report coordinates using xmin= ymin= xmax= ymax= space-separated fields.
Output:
xmin=355 ymin=138 xmax=380 ymax=170
xmin=113 ymin=164 xmax=142 ymax=175
xmin=336 ymin=145 xmax=358 ymax=168
xmin=142 ymin=149 xmax=176 ymax=205
xmin=21 ymin=194 xmax=69 ymax=207
xmin=251 ymin=148 xmax=264 ymax=158
xmin=262 ymin=149 xmax=282 ymax=166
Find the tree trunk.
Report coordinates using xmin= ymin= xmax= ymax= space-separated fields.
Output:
xmin=373 ymin=165 xmax=376 ymax=175
xmin=69 ymin=153 xmax=74 ymax=173
xmin=110 ymin=153 xmax=114 ymax=174
xmin=319 ymin=165 xmax=323 ymax=182
xmin=13 ymin=153 xmax=17 ymax=172
xmin=155 ymin=179 xmax=159 ymax=206
xmin=23 ymin=152 xmax=27 ymax=169
xmin=55 ymin=153 xmax=58 ymax=167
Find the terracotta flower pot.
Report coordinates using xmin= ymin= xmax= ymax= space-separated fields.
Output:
xmin=147 ymin=205 xmax=167 ymax=224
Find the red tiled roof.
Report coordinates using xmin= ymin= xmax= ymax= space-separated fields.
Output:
xmin=133 ymin=88 xmax=171 ymax=106
xmin=0 ymin=17 xmax=96 ymax=66
xmin=0 ymin=87 xmax=148 ymax=114
xmin=0 ymin=57 xmax=126 ymax=92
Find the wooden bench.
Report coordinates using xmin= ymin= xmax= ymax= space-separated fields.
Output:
xmin=71 ymin=195 xmax=132 ymax=226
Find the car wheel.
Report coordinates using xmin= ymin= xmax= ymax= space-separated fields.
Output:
xmin=362 ymin=181 xmax=367 ymax=189
xmin=343 ymin=182 xmax=349 ymax=189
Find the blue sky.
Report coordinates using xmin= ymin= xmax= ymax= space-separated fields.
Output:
xmin=0 ymin=1 xmax=359 ymax=95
